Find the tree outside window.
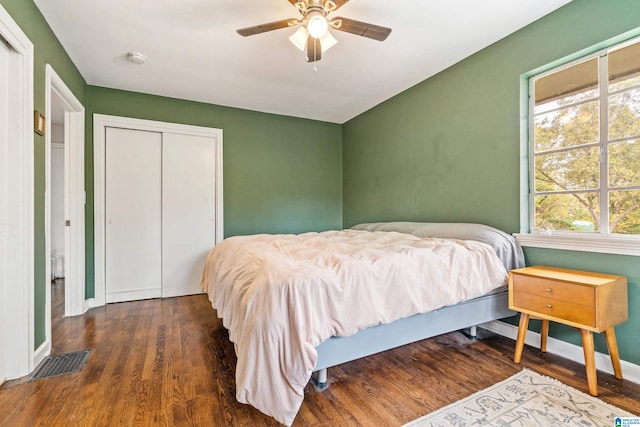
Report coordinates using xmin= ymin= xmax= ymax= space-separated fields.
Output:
xmin=531 ymin=39 xmax=640 ymax=236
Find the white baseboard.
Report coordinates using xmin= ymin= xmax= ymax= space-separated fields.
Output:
xmin=481 ymin=320 xmax=640 ymax=385
xmin=106 ymin=288 xmax=161 ymax=304
xmin=83 ymin=298 xmax=96 ymax=313
xmin=34 ymin=340 xmax=52 ymax=369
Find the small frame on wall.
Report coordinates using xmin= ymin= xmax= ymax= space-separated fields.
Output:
xmin=34 ymin=110 xmax=46 ymax=136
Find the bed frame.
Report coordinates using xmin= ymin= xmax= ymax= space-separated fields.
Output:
xmin=312 ymin=289 xmax=513 ymax=389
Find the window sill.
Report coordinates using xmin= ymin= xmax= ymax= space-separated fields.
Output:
xmin=514 ymin=233 xmax=640 ymax=257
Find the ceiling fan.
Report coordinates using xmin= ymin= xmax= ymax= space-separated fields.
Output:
xmin=236 ymin=0 xmax=392 ymax=63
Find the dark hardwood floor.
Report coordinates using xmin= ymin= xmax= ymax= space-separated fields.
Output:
xmin=1 ymin=281 xmax=638 ymax=426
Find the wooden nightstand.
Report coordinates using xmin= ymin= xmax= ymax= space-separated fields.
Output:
xmin=508 ymin=265 xmax=628 ymax=396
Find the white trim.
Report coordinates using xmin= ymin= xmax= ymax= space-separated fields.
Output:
xmin=93 ymin=114 xmax=224 ymax=307
xmin=514 ymin=233 xmax=640 ymax=256
xmin=215 ymin=133 xmax=224 ymax=241
xmin=0 ymin=3 xmax=35 ymax=380
xmin=34 ymin=340 xmax=51 ymax=369
xmin=482 ymin=320 xmax=640 ymax=385
xmin=44 ymin=65 xmax=86 ymax=351
xmin=95 ymin=114 xmax=224 ymax=137
xmin=106 ymin=288 xmax=162 ymax=304
xmin=64 ymin=111 xmax=86 ymax=316
xmin=83 ymin=298 xmax=96 ymax=313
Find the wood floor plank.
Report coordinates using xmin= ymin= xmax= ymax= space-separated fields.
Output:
xmin=1 ymin=281 xmax=638 ymax=426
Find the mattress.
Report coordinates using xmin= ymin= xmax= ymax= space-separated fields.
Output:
xmin=200 ymin=227 xmax=513 ymax=425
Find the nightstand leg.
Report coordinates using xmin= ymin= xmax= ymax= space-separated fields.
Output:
xmin=580 ymin=329 xmax=598 ymax=396
xmin=514 ymin=313 xmax=529 ymax=363
xmin=540 ymin=319 xmax=549 ymax=353
xmin=604 ymin=328 xmax=623 ymax=380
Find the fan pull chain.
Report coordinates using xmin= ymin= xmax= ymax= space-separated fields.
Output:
xmin=313 ymin=39 xmax=318 ymax=72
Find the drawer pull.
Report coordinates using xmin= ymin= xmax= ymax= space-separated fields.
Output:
xmin=546 ymin=288 xmax=552 ymax=293
xmin=546 ymin=304 xmax=552 ymax=309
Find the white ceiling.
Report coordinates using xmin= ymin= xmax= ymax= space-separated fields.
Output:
xmin=34 ymin=0 xmax=571 ymax=124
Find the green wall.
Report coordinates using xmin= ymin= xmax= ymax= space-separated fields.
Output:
xmin=0 ymin=0 xmax=87 ymax=348
xmin=86 ymin=86 xmax=343 ymax=298
xmin=342 ymin=0 xmax=640 ymax=365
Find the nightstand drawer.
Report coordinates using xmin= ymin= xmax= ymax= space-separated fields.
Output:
xmin=512 ymin=274 xmax=594 ymax=305
xmin=512 ymin=291 xmax=596 ymax=327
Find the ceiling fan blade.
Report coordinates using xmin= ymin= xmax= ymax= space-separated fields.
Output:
xmin=330 ymin=17 xmax=391 ymax=41
xmin=237 ymin=19 xmax=299 ymax=37
xmin=305 ymin=34 xmax=322 ymax=62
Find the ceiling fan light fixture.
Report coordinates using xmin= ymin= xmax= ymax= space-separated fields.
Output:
xmin=307 ymin=10 xmax=329 ymax=39
xmin=319 ymin=30 xmax=337 ymax=52
xmin=289 ymin=27 xmax=308 ymax=51
xmin=236 ymin=0 xmax=392 ymax=63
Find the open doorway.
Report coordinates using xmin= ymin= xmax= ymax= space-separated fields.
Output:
xmin=49 ymin=95 xmax=66 ymax=348
xmin=44 ymin=65 xmax=85 ymax=359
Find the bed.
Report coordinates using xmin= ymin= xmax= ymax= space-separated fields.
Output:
xmin=200 ymin=222 xmax=524 ymax=426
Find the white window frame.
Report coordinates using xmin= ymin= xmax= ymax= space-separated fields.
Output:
xmin=516 ymin=32 xmax=640 ymax=257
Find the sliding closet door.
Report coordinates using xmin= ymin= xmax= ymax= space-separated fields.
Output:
xmin=162 ymin=133 xmax=217 ymax=297
xmin=105 ymin=127 xmax=162 ymax=303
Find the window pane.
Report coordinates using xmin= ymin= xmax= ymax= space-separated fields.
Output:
xmin=609 ymin=88 xmax=640 ymax=140
xmin=609 ymin=139 xmax=640 ymax=188
xmin=534 ymin=101 xmax=599 ymax=152
xmin=534 ymin=193 xmax=600 ymax=232
xmin=534 ymin=147 xmax=600 ymax=192
xmin=610 ymin=74 xmax=640 ymax=92
xmin=530 ymin=38 xmax=640 ymax=239
xmin=609 ymin=190 xmax=640 ymax=235
xmin=534 ymin=92 xmax=598 ymax=115
xmin=535 ymin=58 xmax=599 ymax=113
xmin=609 ymin=40 xmax=640 ymax=92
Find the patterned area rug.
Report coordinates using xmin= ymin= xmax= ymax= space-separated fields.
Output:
xmin=404 ymin=369 xmax=636 ymax=427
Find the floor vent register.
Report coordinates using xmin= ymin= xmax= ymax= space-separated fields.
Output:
xmin=29 ymin=350 xmax=91 ymax=381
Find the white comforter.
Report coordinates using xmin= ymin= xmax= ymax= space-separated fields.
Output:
xmin=200 ymin=229 xmax=508 ymax=425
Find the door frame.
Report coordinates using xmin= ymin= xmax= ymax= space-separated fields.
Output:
xmin=44 ymin=65 xmax=85 ymax=349
xmin=93 ymin=114 xmax=223 ymax=307
xmin=0 ymin=4 xmax=35 ymax=379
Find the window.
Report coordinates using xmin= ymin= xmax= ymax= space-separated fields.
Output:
xmin=529 ymin=38 xmax=640 ymax=238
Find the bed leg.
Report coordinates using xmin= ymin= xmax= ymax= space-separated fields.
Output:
xmin=312 ymin=368 xmax=329 ymax=391
xmin=469 ymin=325 xmax=477 ymax=340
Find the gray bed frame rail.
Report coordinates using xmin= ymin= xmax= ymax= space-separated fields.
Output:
xmin=312 ymin=289 xmax=514 ymax=389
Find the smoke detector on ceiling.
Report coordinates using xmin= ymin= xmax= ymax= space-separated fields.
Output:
xmin=127 ymin=52 xmax=146 ymax=64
